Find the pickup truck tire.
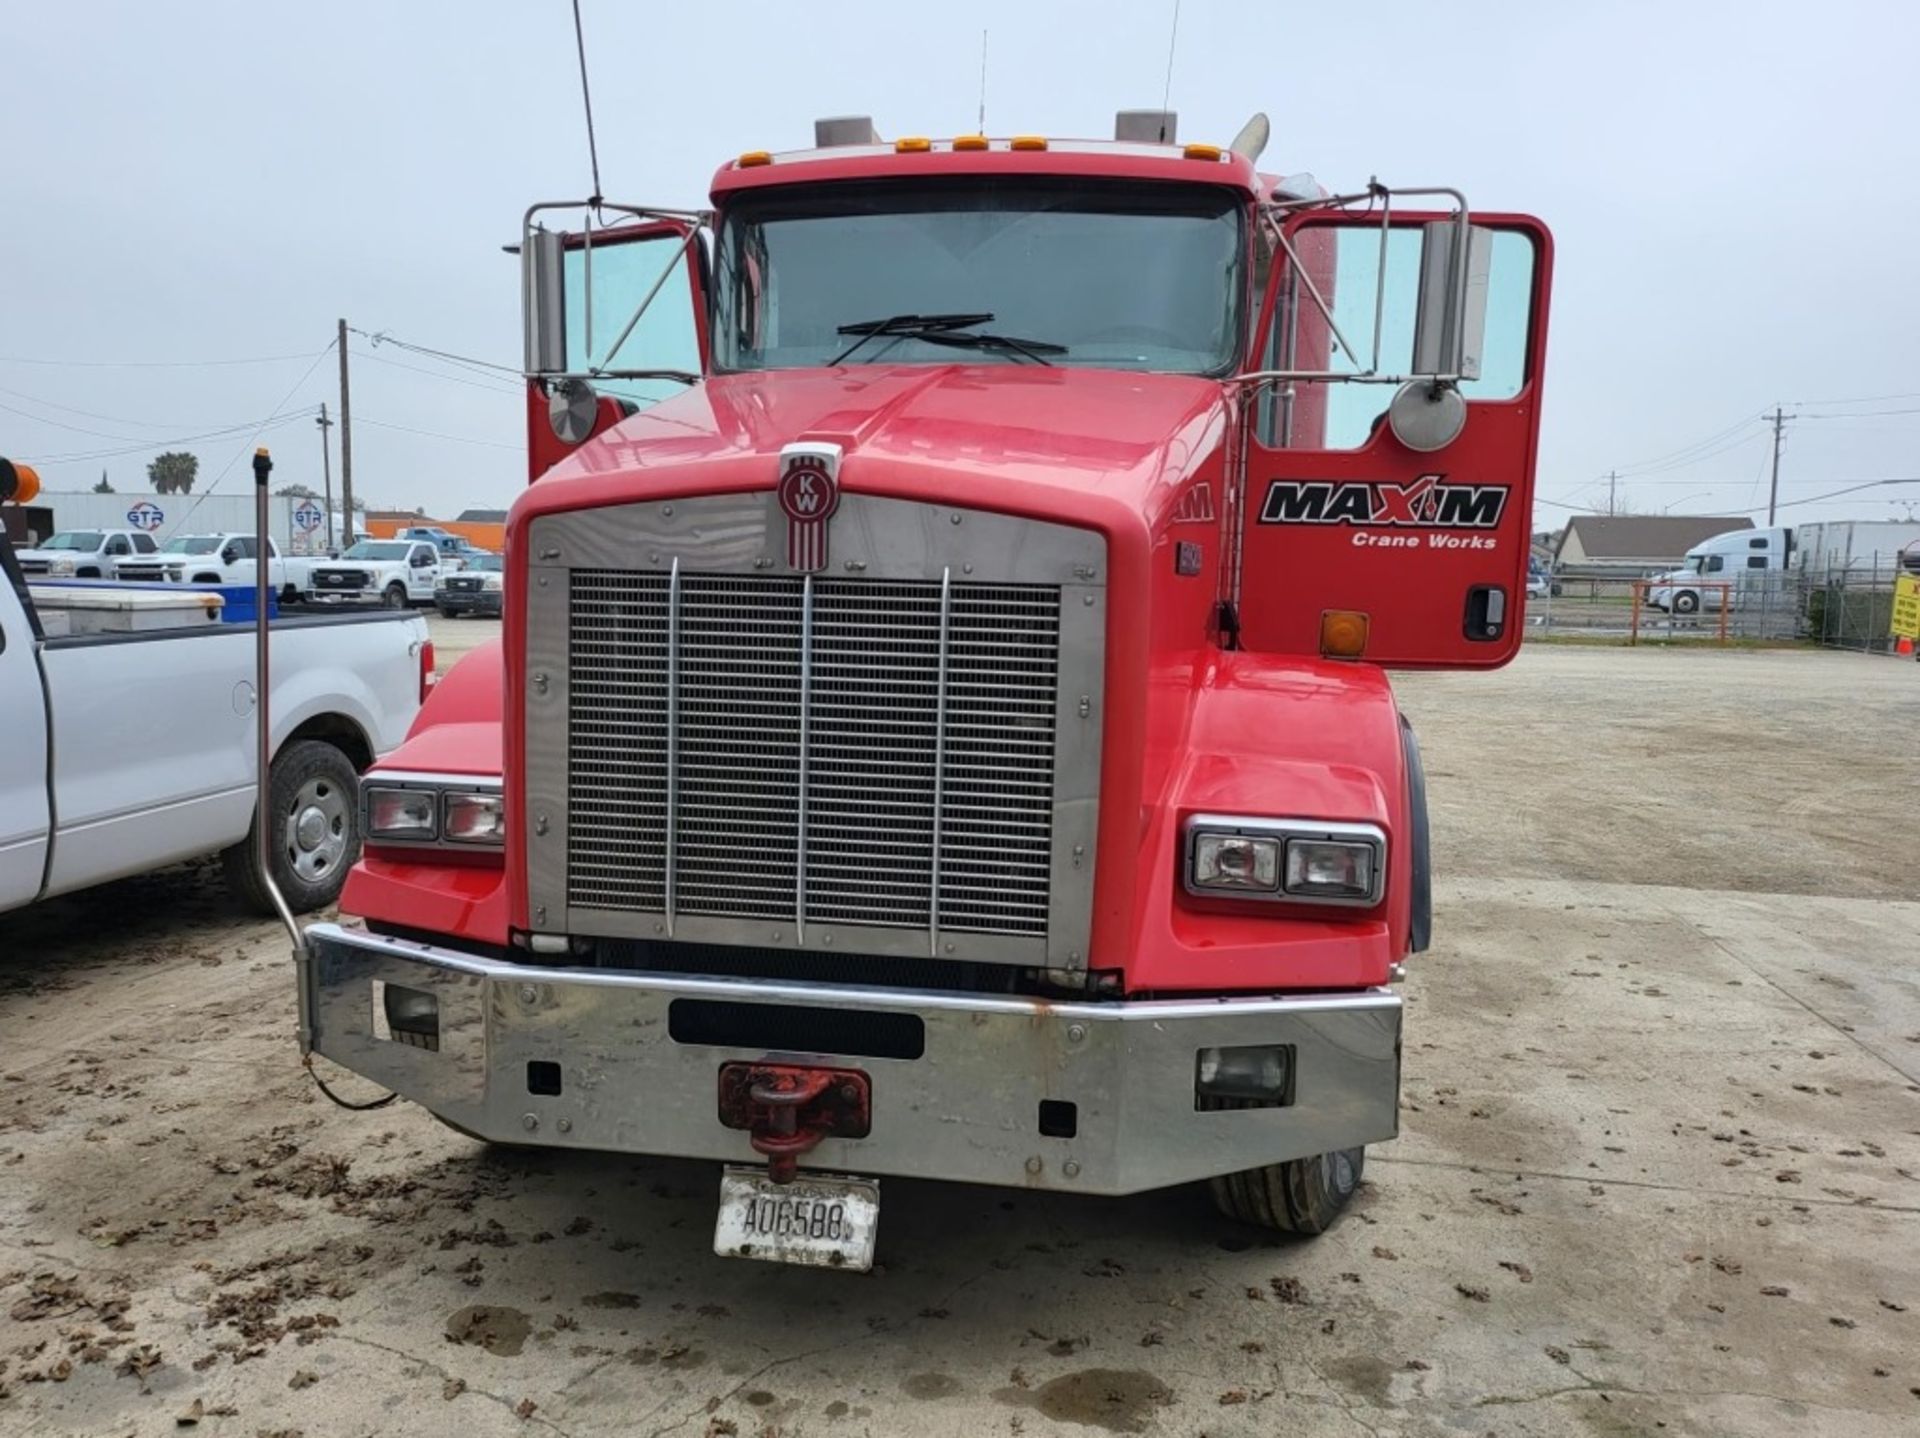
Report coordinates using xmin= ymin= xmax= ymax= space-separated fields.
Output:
xmin=222 ymin=740 xmax=362 ymax=915
xmin=382 ymin=583 xmax=408 ymax=609
xmin=1204 ymin=1124 xmax=1366 ymax=1234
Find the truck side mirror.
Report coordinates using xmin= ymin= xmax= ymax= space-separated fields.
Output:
xmin=1411 ymin=220 xmax=1493 ymax=383
xmin=523 ymin=225 xmax=567 ymax=376
xmin=221 ymin=546 xmax=240 ymax=565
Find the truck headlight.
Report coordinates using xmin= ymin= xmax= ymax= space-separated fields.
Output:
xmin=482 ymin=573 xmax=504 ymax=591
xmin=363 ymin=777 xmax=506 ymax=851
xmin=48 ymin=556 xmax=77 ymax=575
xmin=1184 ymin=816 xmax=1385 ymax=906
xmin=1285 ymin=839 xmax=1377 ymax=901
xmin=1191 ymin=833 xmax=1281 ymax=893
xmin=366 ymin=786 xmax=437 ymax=840
xmin=443 ymin=791 xmax=506 ymax=845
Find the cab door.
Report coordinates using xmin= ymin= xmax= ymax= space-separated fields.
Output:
xmin=0 ymin=566 xmax=50 ymax=909
xmin=1236 ymin=209 xmax=1553 ymax=667
xmin=522 ymin=215 xmax=709 ymax=480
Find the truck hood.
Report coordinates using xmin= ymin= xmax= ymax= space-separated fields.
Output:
xmin=523 ymin=364 xmax=1231 ymax=527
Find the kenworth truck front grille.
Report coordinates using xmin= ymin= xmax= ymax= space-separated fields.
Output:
xmin=522 ymin=494 xmax=1105 ymax=970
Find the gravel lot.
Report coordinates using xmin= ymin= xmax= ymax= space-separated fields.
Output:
xmin=2 ymin=629 xmax=1915 ymax=1437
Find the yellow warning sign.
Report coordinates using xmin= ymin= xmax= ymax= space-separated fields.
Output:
xmin=1892 ymin=572 xmax=1920 ymax=641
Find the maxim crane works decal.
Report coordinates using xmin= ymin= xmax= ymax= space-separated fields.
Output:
xmin=1258 ymin=474 xmax=1509 ymax=550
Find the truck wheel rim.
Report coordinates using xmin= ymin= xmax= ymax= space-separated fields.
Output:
xmin=284 ymin=776 xmax=349 ymax=881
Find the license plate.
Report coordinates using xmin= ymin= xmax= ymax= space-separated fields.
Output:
xmin=714 ymin=1168 xmax=879 ymax=1272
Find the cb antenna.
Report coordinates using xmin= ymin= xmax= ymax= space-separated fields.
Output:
xmin=1159 ymin=0 xmax=1182 ymax=139
xmin=571 ymin=0 xmax=603 ymax=206
xmin=978 ymin=29 xmax=988 ymax=134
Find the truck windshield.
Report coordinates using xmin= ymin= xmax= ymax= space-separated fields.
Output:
xmin=163 ymin=536 xmax=222 ymax=554
xmin=713 ymin=178 xmax=1244 ymax=375
xmin=44 ymin=532 xmax=103 ymax=551
xmin=342 ymin=542 xmax=410 ymax=561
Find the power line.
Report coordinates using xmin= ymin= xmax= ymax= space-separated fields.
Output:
xmin=1786 ymin=389 xmax=1920 ymax=407
xmin=0 ymin=382 xmax=265 ymax=433
xmin=353 ymin=348 xmax=522 ymax=395
xmin=349 ymin=328 xmax=520 ymax=377
xmin=1768 ymin=477 xmax=1920 ymax=511
xmin=0 ymin=349 xmax=319 ymax=370
xmin=165 ymin=342 xmax=341 ymax=532
xmin=16 ymin=412 xmax=313 ymax=465
xmin=354 ymin=415 xmax=521 ymax=451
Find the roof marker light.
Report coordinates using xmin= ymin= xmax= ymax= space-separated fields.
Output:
xmin=738 ymin=150 xmax=773 ymax=168
xmin=895 ymin=136 xmax=932 ymax=153
xmin=952 ymin=134 xmax=989 ymax=151
xmin=1182 ymin=142 xmax=1224 ymax=161
xmin=1009 ymin=135 xmax=1048 ymax=152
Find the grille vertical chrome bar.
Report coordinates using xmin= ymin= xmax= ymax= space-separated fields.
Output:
xmin=664 ymin=556 xmax=681 ymax=936
xmin=928 ymin=566 xmax=952 ymax=957
xmin=795 ymin=573 xmax=815 ymax=943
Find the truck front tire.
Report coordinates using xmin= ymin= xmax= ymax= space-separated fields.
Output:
xmin=383 ymin=583 xmax=408 ymax=609
xmin=223 ymin=740 xmax=362 ymax=915
xmin=1672 ymin=590 xmax=1700 ymax=615
xmin=1205 ymin=1122 xmax=1366 ymax=1234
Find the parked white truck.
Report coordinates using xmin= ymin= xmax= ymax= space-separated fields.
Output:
xmin=0 ymin=461 xmax=433 ymax=915
xmin=1647 ymin=527 xmax=1791 ymax=614
xmin=1649 ymin=520 xmax=1920 ymax=613
xmin=308 ymin=539 xmax=445 ymax=608
xmin=114 ymin=531 xmax=321 ymax=601
xmin=13 ymin=527 xmax=161 ymax=579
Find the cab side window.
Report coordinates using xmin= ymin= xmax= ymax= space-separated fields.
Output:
xmin=106 ymin=535 xmax=131 ymax=556
xmin=1746 ymin=556 xmax=1768 ymax=570
xmin=133 ymin=533 xmax=157 ymax=553
xmin=1704 ymin=555 xmax=1725 ymax=574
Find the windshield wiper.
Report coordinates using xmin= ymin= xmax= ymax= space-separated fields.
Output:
xmin=829 ymin=312 xmax=1066 ymax=367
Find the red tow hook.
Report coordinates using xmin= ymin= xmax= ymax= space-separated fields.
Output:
xmin=717 ymin=1063 xmax=872 ymax=1184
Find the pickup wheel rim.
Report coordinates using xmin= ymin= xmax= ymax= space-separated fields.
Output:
xmin=284 ymin=777 xmax=349 ymax=882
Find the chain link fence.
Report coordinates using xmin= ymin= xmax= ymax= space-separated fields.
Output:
xmin=1523 ymin=558 xmax=1914 ymax=650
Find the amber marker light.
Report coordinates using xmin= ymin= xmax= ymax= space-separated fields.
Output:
xmin=1319 ymin=610 xmax=1371 ymax=659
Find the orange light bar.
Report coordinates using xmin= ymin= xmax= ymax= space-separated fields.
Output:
xmin=952 ymin=134 xmax=989 ymax=151
xmin=1319 ymin=609 xmax=1371 ymax=660
xmin=1009 ymin=135 xmax=1048 ymax=151
xmin=1182 ymin=142 xmax=1224 ymax=161
xmin=895 ymin=136 xmax=932 ymax=153
xmin=738 ymin=150 xmax=773 ymax=168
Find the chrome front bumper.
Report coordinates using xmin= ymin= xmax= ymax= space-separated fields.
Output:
xmin=303 ymin=924 xmax=1402 ymax=1196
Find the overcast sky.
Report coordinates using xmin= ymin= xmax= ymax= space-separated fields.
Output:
xmin=4 ymin=1 xmax=1917 ymax=528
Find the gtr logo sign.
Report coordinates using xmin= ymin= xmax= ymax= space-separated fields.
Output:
xmin=775 ymin=441 xmax=843 ymax=573
xmin=126 ymin=500 xmax=165 ymax=531
xmin=1258 ymin=476 xmax=1508 ymax=530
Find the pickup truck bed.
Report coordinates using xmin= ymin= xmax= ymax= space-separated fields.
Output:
xmin=1 ymin=548 xmax=428 ymax=915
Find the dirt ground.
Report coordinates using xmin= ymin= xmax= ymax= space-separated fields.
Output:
xmin=1 ymin=631 xmax=1915 ymax=1438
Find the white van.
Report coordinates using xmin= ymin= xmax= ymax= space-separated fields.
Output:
xmin=1647 ymin=527 xmax=1792 ymax=614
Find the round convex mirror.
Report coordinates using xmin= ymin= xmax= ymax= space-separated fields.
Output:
xmin=1387 ymin=380 xmax=1468 ymax=453
xmin=548 ymin=377 xmax=600 ymax=444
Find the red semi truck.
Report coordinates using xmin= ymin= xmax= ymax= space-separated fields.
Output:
xmin=302 ymin=110 xmax=1552 ymax=1269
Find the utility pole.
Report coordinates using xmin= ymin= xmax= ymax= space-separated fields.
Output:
xmin=336 ymin=319 xmax=354 ymax=543
xmin=1766 ymin=406 xmax=1786 ymax=525
xmin=315 ymin=402 xmax=335 ymax=551
xmin=1607 ymin=470 xmax=1618 ymax=516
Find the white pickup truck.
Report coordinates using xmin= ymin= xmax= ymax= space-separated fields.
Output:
xmin=14 ymin=527 xmax=161 ymax=579
xmin=308 ymin=539 xmax=445 ymax=608
xmin=114 ymin=531 xmax=321 ymax=601
xmin=0 ymin=477 xmax=432 ymax=916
